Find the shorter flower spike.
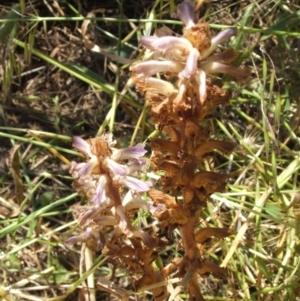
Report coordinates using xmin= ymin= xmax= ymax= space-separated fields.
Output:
xmin=69 ymin=133 xmax=154 ymax=252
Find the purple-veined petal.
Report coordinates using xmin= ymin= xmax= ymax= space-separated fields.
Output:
xmin=141 ymin=36 xmax=193 ymax=53
xmin=177 ymin=1 xmax=196 ymax=29
xmin=212 ymin=27 xmax=237 ymax=46
xmin=78 ymin=157 xmax=98 ymax=177
xmin=106 ymin=158 xmax=128 ymax=176
xmin=90 ymin=175 xmax=107 ymax=205
xmin=201 ymin=28 xmax=237 ymax=59
xmin=79 ymin=204 xmax=110 ymax=225
xmin=127 ymin=158 xmax=148 ymax=173
xmin=76 ymin=157 xmax=98 ymax=177
xmin=111 ymin=143 xmax=146 ymax=161
xmin=72 ymin=136 xmax=93 ymax=157
xmin=121 ymin=176 xmax=152 ymax=192
xmin=131 ymin=60 xmax=183 ymax=77
xmin=179 ymin=47 xmax=199 ymax=79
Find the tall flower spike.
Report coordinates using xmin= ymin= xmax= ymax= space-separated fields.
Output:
xmin=130 ymin=1 xmax=248 ymax=300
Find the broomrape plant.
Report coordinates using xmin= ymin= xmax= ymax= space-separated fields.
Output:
xmin=69 ymin=1 xmax=249 ymax=300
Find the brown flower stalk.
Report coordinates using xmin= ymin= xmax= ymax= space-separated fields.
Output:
xmin=131 ymin=1 xmax=249 ymax=299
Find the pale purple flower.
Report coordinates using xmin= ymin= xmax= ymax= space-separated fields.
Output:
xmin=111 ymin=143 xmax=147 ymax=161
xmin=106 ymin=143 xmax=151 ymax=192
xmin=131 ymin=60 xmax=182 ymax=77
xmin=141 ymin=36 xmax=193 ymax=60
xmin=199 ymin=61 xmax=249 ymax=80
xmin=177 ymin=1 xmax=196 ymax=29
xmin=70 ymin=136 xmax=98 ymax=177
xmin=127 ymin=158 xmax=148 ymax=173
xmin=72 ymin=136 xmax=92 ymax=155
xmin=66 ymin=227 xmax=104 ymax=250
xmin=201 ymin=28 xmax=238 ymax=59
xmin=117 ymin=175 xmax=152 ymax=192
xmin=106 ymin=158 xmax=147 ymax=177
xmin=71 ymin=134 xmax=151 ymax=193
xmin=179 ymin=47 xmax=200 ymax=79
xmin=106 ymin=158 xmax=129 ymax=176
xmin=90 ymin=175 xmax=108 ymax=205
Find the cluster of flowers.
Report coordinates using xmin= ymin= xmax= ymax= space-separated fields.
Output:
xmin=67 ymin=134 xmax=157 ymax=251
xmin=131 ymin=1 xmax=248 ymax=122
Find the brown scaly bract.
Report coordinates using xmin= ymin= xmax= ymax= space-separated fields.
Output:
xmin=131 ymin=1 xmax=249 ymax=300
